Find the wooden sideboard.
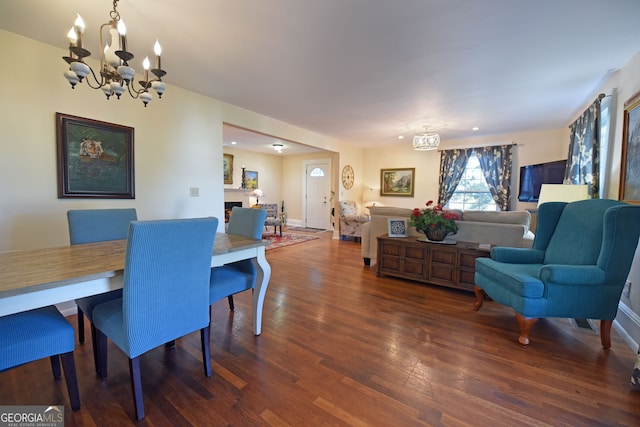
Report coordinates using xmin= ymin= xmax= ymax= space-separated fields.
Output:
xmin=376 ymin=235 xmax=491 ymax=292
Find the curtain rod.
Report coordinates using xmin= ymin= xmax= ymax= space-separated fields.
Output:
xmin=437 ymin=142 xmax=518 ymax=152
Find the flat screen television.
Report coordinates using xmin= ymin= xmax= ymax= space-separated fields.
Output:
xmin=518 ymin=159 xmax=567 ymax=202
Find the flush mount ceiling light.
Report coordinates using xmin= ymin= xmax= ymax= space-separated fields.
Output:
xmin=62 ymin=0 xmax=167 ymax=107
xmin=412 ymin=131 xmax=440 ymax=151
xmin=272 ymin=143 xmax=284 ymax=153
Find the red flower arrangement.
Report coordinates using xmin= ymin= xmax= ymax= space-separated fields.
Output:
xmin=409 ymin=200 xmax=460 ymax=234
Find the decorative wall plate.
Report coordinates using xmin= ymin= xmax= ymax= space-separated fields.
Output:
xmin=342 ymin=165 xmax=354 ymax=189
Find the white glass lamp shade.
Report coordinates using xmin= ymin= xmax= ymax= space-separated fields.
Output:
xmin=70 ymin=61 xmax=90 ymax=79
xmin=537 ymin=184 xmax=589 ymax=207
xmin=251 ymin=189 xmax=264 ymax=198
xmin=413 ymin=133 xmax=440 ymax=151
xmin=117 ymin=65 xmax=135 ymax=82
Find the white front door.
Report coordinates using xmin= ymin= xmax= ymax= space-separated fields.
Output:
xmin=305 ymin=161 xmax=331 ymax=229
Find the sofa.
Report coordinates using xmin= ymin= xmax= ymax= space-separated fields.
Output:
xmin=339 ymin=200 xmax=370 ymax=240
xmin=361 ymin=206 xmax=534 ymax=266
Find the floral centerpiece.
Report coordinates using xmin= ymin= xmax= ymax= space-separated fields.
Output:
xmin=409 ymin=200 xmax=461 ymax=241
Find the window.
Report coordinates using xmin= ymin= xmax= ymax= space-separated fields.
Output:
xmin=446 ymin=152 xmax=497 ymax=211
xmin=309 ymin=167 xmax=325 ymax=177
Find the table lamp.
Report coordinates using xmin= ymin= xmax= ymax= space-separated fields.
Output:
xmin=251 ymin=189 xmax=264 ymax=206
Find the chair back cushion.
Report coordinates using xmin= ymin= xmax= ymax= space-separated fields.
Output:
xmin=228 ymin=207 xmax=268 ymax=239
xmin=67 ymin=208 xmax=137 ymax=244
xmin=542 ymin=199 xmax=625 ymax=265
xmin=122 ymin=217 xmax=217 ymax=357
xmin=259 ymin=204 xmax=279 ymax=219
xmin=340 ymin=201 xmax=358 ymax=216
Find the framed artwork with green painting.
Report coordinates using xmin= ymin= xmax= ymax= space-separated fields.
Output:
xmin=223 ymin=153 xmax=234 ymax=184
xmin=245 ymin=170 xmax=258 ymax=189
xmin=380 ymin=168 xmax=415 ymax=197
xmin=56 ymin=113 xmax=134 ymax=199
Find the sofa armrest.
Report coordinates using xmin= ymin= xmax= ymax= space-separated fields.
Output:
xmin=456 ymin=221 xmax=529 ymax=248
xmin=491 ymin=247 xmax=544 ymax=264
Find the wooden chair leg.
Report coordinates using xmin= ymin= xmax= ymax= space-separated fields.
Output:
xmin=227 ymin=295 xmax=235 ymax=311
xmin=473 ymin=286 xmax=485 ymax=311
xmin=60 ymin=351 xmax=81 ymax=411
xmin=97 ymin=329 xmax=108 ymax=380
xmin=49 ymin=354 xmax=61 ymax=379
xmin=600 ymin=319 xmax=613 ymax=349
xmin=77 ymin=308 xmax=85 ymax=343
xmin=201 ymin=326 xmax=212 ymax=377
xmin=129 ymin=356 xmax=145 ymax=421
xmin=515 ymin=312 xmax=538 ymax=346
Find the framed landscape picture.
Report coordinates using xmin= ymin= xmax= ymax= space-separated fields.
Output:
xmin=223 ymin=153 xmax=234 ymax=184
xmin=620 ymin=91 xmax=640 ymax=204
xmin=380 ymin=168 xmax=415 ymax=197
xmin=56 ymin=113 xmax=134 ymax=199
xmin=245 ymin=170 xmax=258 ymax=189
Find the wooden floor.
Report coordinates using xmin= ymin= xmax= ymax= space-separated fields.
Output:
xmin=2 ymin=233 xmax=640 ymax=426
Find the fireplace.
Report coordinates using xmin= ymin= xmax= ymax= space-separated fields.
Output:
xmin=224 ymin=201 xmax=243 ymax=222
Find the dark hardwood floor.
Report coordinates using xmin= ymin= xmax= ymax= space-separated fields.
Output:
xmin=2 ymin=232 xmax=640 ymax=426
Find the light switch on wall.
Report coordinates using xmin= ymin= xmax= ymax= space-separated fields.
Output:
xmin=190 ymin=187 xmax=199 ymax=197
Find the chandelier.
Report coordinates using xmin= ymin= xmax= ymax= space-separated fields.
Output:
xmin=62 ymin=0 xmax=167 ymax=107
xmin=412 ymin=132 xmax=440 ymax=151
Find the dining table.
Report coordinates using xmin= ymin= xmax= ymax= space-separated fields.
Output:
xmin=0 ymin=233 xmax=271 ymax=335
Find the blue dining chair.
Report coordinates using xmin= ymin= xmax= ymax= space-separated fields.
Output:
xmin=211 ymin=206 xmax=267 ymax=313
xmin=67 ymin=208 xmax=137 ymax=373
xmin=92 ymin=217 xmax=218 ymax=421
xmin=0 ymin=306 xmax=80 ymax=411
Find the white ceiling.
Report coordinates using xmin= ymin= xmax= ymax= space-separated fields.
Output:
xmin=2 ymin=0 xmax=640 ymax=153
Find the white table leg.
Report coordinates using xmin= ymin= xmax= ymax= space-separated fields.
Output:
xmin=252 ymin=247 xmax=271 ymax=335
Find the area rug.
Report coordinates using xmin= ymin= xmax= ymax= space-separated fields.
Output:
xmin=262 ymin=232 xmax=320 ymax=250
xmin=285 ymin=227 xmax=326 ymax=233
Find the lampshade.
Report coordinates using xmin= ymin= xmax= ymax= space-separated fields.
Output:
xmin=363 ymin=187 xmax=379 ymax=208
xmin=251 ymin=189 xmax=264 ymax=206
xmin=412 ymin=132 xmax=440 ymax=151
xmin=537 ymin=184 xmax=589 ymax=207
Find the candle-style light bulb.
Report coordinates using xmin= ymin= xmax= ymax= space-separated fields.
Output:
xmin=154 ymin=39 xmax=162 ymax=70
xmin=142 ymin=56 xmax=150 ymax=82
xmin=74 ymin=14 xmax=85 ymax=34
xmin=117 ymin=19 xmax=126 ymax=36
xmin=73 ymin=14 xmax=85 ymax=48
xmin=67 ymin=27 xmax=77 ymax=46
xmin=117 ymin=19 xmax=127 ymax=52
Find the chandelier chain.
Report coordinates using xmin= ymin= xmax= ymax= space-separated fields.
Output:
xmin=110 ymin=0 xmax=120 ymax=21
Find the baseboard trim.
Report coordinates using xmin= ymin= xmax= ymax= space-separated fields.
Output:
xmin=615 ymin=302 xmax=640 ymax=353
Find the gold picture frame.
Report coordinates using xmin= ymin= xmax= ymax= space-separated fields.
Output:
xmin=620 ymin=91 xmax=640 ymax=204
xmin=245 ymin=170 xmax=258 ymax=189
xmin=380 ymin=168 xmax=415 ymax=197
xmin=223 ymin=153 xmax=234 ymax=184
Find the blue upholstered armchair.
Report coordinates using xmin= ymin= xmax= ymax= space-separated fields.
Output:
xmin=474 ymin=199 xmax=640 ymax=348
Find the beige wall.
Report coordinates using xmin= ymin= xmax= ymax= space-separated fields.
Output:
xmin=362 ymin=128 xmax=568 ymax=212
xmin=0 ymin=29 xmax=346 ymax=251
xmin=222 ymin=147 xmax=284 ymax=206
